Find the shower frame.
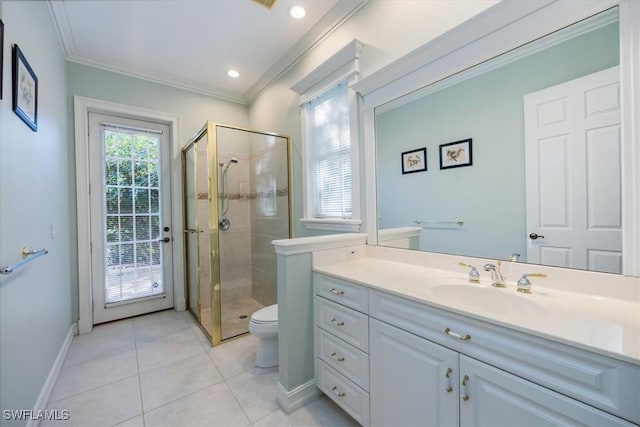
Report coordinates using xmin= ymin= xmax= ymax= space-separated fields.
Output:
xmin=181 ymin=121 xmax=293 ymax=345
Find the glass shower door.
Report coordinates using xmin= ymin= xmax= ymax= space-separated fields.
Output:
xmin=182 ymin=124 xmax=221 ymax=344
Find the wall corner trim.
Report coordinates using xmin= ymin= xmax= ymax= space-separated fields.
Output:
xmin=27 ymin=323 xmax=76 ymax=427
xmin=276 ymin=379 xmax=322 ymax=414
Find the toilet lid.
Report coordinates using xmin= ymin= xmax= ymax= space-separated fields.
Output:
xmin=252 ymin=304 xmax=277 ymax=323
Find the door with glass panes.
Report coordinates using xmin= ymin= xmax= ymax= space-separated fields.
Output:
xmin=88 ymin=112 xmax=174 ymax=324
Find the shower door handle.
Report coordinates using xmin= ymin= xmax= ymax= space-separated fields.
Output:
xmin=183 ymin=229 xmax=202 ymax=234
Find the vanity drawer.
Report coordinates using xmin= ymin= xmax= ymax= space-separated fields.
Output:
xmin=315 ymin=273 xmax=368 ymax=313
xmin=317 ymin=359 xmax=369 ymax=426
xmin=316 ymin=327 xmax=370 ymax=391
xmin=316 ymin=297 xmax=369 ymax=352
xmin=370 ymin=289 xmax=640 ymax=424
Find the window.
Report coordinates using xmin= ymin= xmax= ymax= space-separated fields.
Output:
xmin=292 ymin=40 xmax=363 ymax=232
xmin=307 ymin=79 xmax=352 ymax=219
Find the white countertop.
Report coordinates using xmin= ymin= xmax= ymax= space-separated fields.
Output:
xmin=314 ymin=257 xmax=640 ymax=365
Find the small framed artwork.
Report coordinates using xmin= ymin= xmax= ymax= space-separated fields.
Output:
xmin=12 ymin=44 xmax=38 ymax=131
xmin=440 ymin=138 xmax=472 ymax=169
xmin=401 ymin=147 xmax=427 ymax=174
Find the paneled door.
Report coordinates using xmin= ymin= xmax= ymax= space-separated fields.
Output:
xmin=88 ymin=112 xmax=174 ymax=324
xmin=524 ymin=66 xmax=622 ymax=273
xmin=369 ymin=318 xmax=459 ymax=427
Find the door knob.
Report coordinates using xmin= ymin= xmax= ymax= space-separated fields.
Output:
xmin=158 ymin=237 xmax=171 ymax=243
xmin=529 ymin=233 xmax=545 ymax=240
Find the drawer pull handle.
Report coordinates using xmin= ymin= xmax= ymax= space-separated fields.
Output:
xmin=444 ymin=327 xmax=471 ymax=340
xmin=331 ymin=386 xmax=346 ymax=398
xmin=330 ymin=318 xmax=345 ymax=327
xmin=330 ymin=288 xmax=344 ymax=295
xmin=331 ymin=352 xmax=345 ymax=362
xmin=445 ymin=367 xmax=453 ymax=393
xmin=461 ymin=374 xmax=470 ymax=401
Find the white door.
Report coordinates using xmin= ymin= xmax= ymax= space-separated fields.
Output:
xmin=524 ymin=66 xmax=622 ymax=273
xmin=369 ymin=318 xmax=459 ymax=427
xmin=89 ymin=112 xmax=174 ymax=324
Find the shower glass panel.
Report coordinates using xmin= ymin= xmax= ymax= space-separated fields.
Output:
xmin=182 ymin=122 xmax=291 ymax=345
xmin=216 ymin=126 xmax=291 ymax=340
xmin=182 ymin=123 xmax=221 ymax=343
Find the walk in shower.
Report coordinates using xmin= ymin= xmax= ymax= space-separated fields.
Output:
xmin=182 ymin=122 xmax=291 ymax=344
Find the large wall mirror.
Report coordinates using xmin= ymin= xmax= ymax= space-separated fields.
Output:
xmin=375 ymin=7 xmax=626 ymax=274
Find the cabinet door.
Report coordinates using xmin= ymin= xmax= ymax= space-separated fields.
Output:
xmin=370 ymin=318 xmax=458 ymax=427
xmin=459 ymin=355 xmax=634 ymax=426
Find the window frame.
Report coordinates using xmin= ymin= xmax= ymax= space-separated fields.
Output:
xmin=292 ymin=40 xmax=363 ymax=232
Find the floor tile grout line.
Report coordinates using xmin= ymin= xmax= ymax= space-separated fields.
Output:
xmin=139 ymin=382 xmax=224 ymax=417
xmin=47 ymin=372 xmax=140 ymax=405
xmin=132 ymin=319 xmax=147 ymax=427
xmin=223 ymin=376 xmax=254 ymax=425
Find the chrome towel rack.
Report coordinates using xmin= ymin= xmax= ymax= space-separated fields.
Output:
xmin=1 ymin=247 xmax=49 ymax=275
xmin=415 ymin=220 xmax=464 ymax=226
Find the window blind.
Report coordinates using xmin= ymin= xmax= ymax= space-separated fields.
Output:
xmin=306 ymin=79 xmax=352 ymax=219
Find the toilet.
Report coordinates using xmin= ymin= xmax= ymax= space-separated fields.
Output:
xmin=249 ymin=304 xmax=278 ymax=368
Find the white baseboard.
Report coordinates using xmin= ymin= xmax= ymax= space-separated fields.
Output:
xmin=27 ymin=323 xmax=77 ymax=427
xmin=276 ymin=379 xmax=321 ymax=414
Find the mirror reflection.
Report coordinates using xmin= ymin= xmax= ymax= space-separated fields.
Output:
xmin=375 ymin=9 xmax=622 ymax=274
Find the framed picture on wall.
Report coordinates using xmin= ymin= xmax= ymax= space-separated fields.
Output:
xmin=12 ymin=44 xmax=38 ymax=132
xmin=440 ymin=138 xmax=472 ymax=169
xmin=401 ymin=147 xmax=427 ymax=174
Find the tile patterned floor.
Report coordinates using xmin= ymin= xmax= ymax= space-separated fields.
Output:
xmin=44 ymin=310 xmax=357 ymax=427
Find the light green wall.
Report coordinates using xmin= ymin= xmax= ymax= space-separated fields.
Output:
xmin=68 ymin=63 xmax=249 ymax=149
xmin=376 ymin=22 xmax=619 ymax=260
xmin=0 ymin=1 xmax=73 ymax=420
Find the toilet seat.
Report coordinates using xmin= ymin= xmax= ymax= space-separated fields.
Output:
xmin=251 ymin=304 xmax=277 ymax=324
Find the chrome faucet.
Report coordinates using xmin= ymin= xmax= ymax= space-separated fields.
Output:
xmin=517 ymin=273 xmax=547 ymax=293
xmin=459 ymin=262 xmax=480 ymax=283
xmin=483 ymin=261 xmax=506 ymax=288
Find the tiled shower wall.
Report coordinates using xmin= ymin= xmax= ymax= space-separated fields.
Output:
xmin=218 ymin=152 xmax=252 ymax=304
xmin=216 ymin=133 xmax=289 ymax=308
xmin=250 ymin=140 xmax=289 ymax=306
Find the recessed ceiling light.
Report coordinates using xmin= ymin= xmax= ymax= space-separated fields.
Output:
xmin=227 ymin=70 xmax=240 ymax=78
xmin=289 ymin=6 xmax=306 ymax=19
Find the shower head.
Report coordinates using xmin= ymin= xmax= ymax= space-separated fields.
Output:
xmin=220 ymin=158 xmax=239 ymax=172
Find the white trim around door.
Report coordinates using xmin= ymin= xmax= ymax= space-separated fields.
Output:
xmin=74 ymin=96 xmax=184 ymax=334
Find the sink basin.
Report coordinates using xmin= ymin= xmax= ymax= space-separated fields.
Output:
xmin=429 ymin=284 xmax=545 ymax=317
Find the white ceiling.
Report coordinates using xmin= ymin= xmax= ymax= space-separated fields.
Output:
xmin=49 ymin=0 xmax=366 ymax=104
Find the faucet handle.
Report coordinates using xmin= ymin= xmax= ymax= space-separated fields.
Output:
xmin=459 ymin=262 xmax=480 ymax=283
xmin=517 ymin=273 xmax=547 ymax=293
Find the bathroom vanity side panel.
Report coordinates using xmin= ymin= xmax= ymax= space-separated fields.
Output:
xmin=277 ymin=252 xmax=315 ymax=390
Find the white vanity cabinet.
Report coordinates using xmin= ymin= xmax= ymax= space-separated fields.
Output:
xmin=314 ymin=274 xmax=370 ymax=426
xmin=313 ymin=272 xmax=639 ymax=426
xmin=370 ymin=317 xmax=632 ymax=427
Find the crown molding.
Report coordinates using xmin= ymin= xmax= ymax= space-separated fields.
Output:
xmin=246 ymin=0 xmax=368 ymax=103
xmin=49 ymin=0 xmax=369 ymax=105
